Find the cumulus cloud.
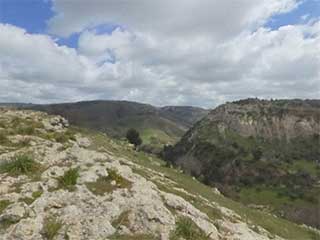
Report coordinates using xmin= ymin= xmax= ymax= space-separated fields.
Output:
xmin=48 ymin=0 xmax=298 ymax=39
xmin=0 ymin=1 xmax=319 ymax=107
xmin=0 ymin=24 xmax=113 ymax=103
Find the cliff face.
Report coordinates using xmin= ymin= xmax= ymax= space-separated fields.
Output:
xmin=204 ymin=99 xmax=319 ymax=140
xmin=164 ymin=99 xmax=320 ymax=229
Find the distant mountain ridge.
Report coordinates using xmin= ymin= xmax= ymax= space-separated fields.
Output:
xmin=14 ymin=100 xmax=209 ymax=151
xmin=164 ymin=98 xmax=320 ymax=228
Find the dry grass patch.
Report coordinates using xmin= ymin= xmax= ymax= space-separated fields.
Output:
xmin=0 ymin=154 xmax=43 ymax=178
xmin=170 ymin=216 xmax=210 ymax=240
xmin=57 ymin=168 xmax=79 ymax=191
xmin=112 ymin=210 xmax=131 ymax=228
xmin=0 ymin=131 xmax=9 ymax=145
xmin=41 ymin=216 xmax=62 ymax=240
xmin=86 ymin=169 xmax=132 ymax=195
xmin=0 ymin=218 xmax=18 ymax=231
xmin=0 ymin=200 xmax=16 ymax=231
xmin=0 ymin=200 xmax=11 ymax=215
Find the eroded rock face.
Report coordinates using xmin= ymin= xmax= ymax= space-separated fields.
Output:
xmin=205 ymin=99 xmax=320 ymax=140
xmin=0 ymin=109 xmax=288 ymax=240
xmin=164 ymin=99 xmax=320 ymax=229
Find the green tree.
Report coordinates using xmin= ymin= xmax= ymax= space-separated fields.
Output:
xmin=126 ymin=128 xmax=142 ymax=147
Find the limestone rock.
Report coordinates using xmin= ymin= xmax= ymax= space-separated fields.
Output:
xmin=0 ymin=109 xmax=303 ymax=240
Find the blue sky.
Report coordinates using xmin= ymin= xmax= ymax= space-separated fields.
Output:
xmin=0 ymin=0 xmax=53 ymax=34
xmin=0 ymin=0 xmax=119 ymax=48
xmin=1 ymin=0 xmax=318 ymax=49
xmin=0 ymin=0 xmax=319 ymax=106
xmin=266 ymin=0 xmax=320 ymax=29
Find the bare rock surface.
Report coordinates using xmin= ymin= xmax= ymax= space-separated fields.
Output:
xmin=0 ymin=109 xmax=300 ymax=240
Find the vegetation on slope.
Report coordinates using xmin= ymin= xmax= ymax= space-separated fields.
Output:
xmin=27 ymin=100 xmax=208 ymax=153
xmin=163 ymin=99 xmax=320 ymax=229
xmin=77 ymin=127 xmax=319 ymax=240
xmin=0 ymin=108 xmax=318 ymax=239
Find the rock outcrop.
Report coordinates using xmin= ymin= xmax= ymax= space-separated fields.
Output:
xmin=0 ymin=108 xmax=317 ymax=239
xmin=204 ymin=99 xmax=320 ymax=140
xmin=163 ymin=99 xmax=320 ymax=229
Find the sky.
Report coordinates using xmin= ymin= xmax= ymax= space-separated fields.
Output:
xmin=0 ymin=0 xmax=319 ymax=108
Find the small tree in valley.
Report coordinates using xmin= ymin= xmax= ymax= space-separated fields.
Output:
xmin=126 ymin=128 xmax=142 ymax=148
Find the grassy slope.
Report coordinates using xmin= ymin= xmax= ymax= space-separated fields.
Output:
xmin=168 ymin=118 xmax=320 ymax=228
xmin=140 ymin=128 xmax=178 ymax=145
xmin=29 ymin=101 xmax=188 ymax=138
xmin=122 ymin=115 xmax=183 ymax=152
xmin=76 ymin=127 xmax=319 ymax=240
xmin=30 ymin=102 xmax=187 ymax=152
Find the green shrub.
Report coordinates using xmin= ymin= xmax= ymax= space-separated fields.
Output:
xmin=19 ymin=197 xmax=35 ymax=205
xmin=126 ymin=128 xmax=142 ymax=147
xmin=54 ymin=134 xmax=69 ymax=143
xmin=170 ymin=217 xmax=210 ymax=240
xmin=32 ymin=190 xmax=43 ymax=199
xmin=52 ymin=130 xmax=76 ymax=143
xmin=107 ymin=169 xmax=132 ymax=188
xmin=41 ymin=216 xmax=62 ymax=240
xmin=0 ymin=155 xmax=41 ymax=176
xmin=0 ymin=200 xmax=11 ymax=214
xmin=57 ymin=168 xmax=79 ymax=191
xmin=0 ymin=132 xmax=9 ymax=145
xmin=0 ymin=218 xmax=18 ymax=230
xmin=86 ymin=169 xmax=132 ymax=195
xmin=17 ymin=126 xmax=35 ymax=135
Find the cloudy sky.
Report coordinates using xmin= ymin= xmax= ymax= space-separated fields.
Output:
xmin=0 ymin=0 xmax=319 ymax=107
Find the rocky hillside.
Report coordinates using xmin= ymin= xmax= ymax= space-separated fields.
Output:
xmin=164 ymin=99 xmax=320 ymax=229
xmin=203 ymin=99 xmax=319 ymax=139
xmin=0 ymin=108 xmax=318 ymax=239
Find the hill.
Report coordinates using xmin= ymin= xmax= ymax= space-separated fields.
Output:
xmin=0 ymin=108 xmax=319 ymax=239
xmin=26 ymin=101 xmax=208 ymax=153
xmin=163 ymin=99 xmax=320 ymax=229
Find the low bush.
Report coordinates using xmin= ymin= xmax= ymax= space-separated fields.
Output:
xmin=17 ymin=126 xmax=35 ymax=135
xmin=126 ymin=128 xmax=142 ymax=147
xmin=0 ymin=132 xmax=9 ymax=145
xmin=41 ymin=216 xmax=62 ymax=240
xmin=0 ymin=200 xmax=11 ymax=214
xmin=0 ymin=218 xmax=18 ymax=230
xmin=170 ymin=216 xmax=210 ymax=240
xmin=0 ymin=155 xmax=41 ymax=177
xmin=51 ymin=130 xmax=76 ymax=143
xmin=86 ymin=169 xmax=132 ymax=195
xmin=57 ymin=168 xmax=79 ymax=191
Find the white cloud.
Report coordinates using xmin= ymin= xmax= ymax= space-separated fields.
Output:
xmin=1 ymin=1 xmax=319 ymax=107
xmin=49 ymin=0 xmax=298 ymax=39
